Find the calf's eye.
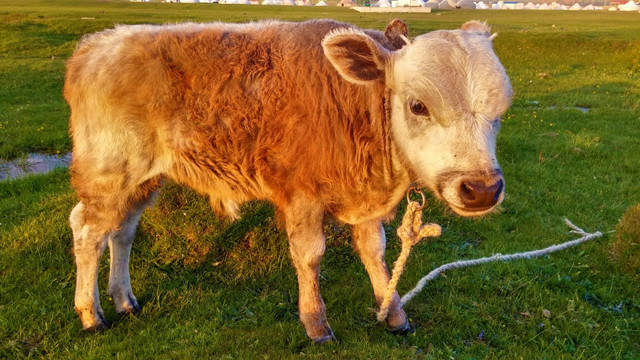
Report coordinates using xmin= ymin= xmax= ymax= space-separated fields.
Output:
xmin=409 ymin=99 xmax=429 ymax=117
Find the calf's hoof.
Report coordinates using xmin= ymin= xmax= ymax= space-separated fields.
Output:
xmin=312 ymin=330 xmax=337 ymax=345
xmin=111 ymin=291 xmax=141 ymax=315
xmin=76 ymin=307 xmax=110 ymax=332
xmin=384 ymin=306 xmax=411 ymax=334
xmin=116 ymin=297 xmax=141 ymax=316
xmin=389 ymin=318 xmax=414 ymax=335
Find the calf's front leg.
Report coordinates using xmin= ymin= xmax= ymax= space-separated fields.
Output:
xmin=283 ymin=196 xmax=335 ymax=343
xmin=352 ymin=219 xmax=411 ymax=333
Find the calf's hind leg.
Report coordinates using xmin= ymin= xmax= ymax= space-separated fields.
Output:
xmin=70 ymin=178 xmax=161 ymax=331
xmin=69 ymin=201 xmax=111 ymax=331
xmin=108 ymin=184 xmax=160 ymax=315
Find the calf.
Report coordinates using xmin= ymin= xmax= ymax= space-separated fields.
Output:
xmin=65 ymin=19 xmax=512 ymax=343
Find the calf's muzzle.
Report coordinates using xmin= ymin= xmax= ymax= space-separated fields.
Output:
xmin=459 ymin=176 xmax=504 ymax=210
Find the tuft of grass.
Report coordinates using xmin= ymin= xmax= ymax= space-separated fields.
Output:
xmin=612 ymin=204 xmax=640 ymax=274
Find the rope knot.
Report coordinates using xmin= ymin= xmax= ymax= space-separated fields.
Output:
xmin=396 ymin=201 xmax=442 ymax=245
xmin=377 ymin=189 xmax=441 ymax=322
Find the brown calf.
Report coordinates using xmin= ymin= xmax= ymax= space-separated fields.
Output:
xmin=65 ymin=19 xmax=512 ymax=343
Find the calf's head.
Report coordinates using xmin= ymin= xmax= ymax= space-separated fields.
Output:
xmin=323 ymin=20 xmax=513 ymax=217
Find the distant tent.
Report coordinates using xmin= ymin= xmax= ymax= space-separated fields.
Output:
xmin=582 ymin=4 xmax=595 ymax=10
xmin=374 ymin=0 xmax=392 ymax=6
xmin=619 ymin=0 xmax=639 ymax=11
xmin=514 ymin=2 xmax=525 ymax=9
xmin=568 ymin=3 xmax=582 ymax=10
xmin=492 ymin=0 xmax=506 ymax=9
xmin=523 ymin=2 xmax=537 ymax=9
xmin=539 ymin=3 xmax=550 ymax=9
xmin=438 ymin=0 xmax=455 ymax=9
xmin=337 ymin=0 xmax=357 ymax=6
xmin=475 ymin=1 xmax=490 ymax=9
xmin=457 ymin=0 xmax=476 ymax=8
xmin=315 ymin=0 xmax=329 ymax=5
xmin=423 ymin=0 xmax=439 ymax=7
xmin=549 ymin=2 xmax=562 ymax=10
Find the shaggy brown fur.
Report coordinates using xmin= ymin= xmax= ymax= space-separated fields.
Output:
xmin=66 ymin=20 xmax=407 ymax=222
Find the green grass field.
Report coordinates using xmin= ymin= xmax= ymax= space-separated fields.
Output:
xmin=1 ymin=0 xmax=639 ymax=358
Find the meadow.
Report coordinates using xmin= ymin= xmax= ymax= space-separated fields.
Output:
xmin=1 ymin=0 xmax=639 ymax=358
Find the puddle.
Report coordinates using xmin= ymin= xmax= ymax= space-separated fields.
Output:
xmin=0 ymin=153 xmax=72 ymax=181
xmin=546 ymin=105 xmax=590 ymax=113
xmin=527 ymin=101 xmax=590 ymax=114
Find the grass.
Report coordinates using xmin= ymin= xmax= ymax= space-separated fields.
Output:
xmin=1 ymin=0 xmax=639 ymax=358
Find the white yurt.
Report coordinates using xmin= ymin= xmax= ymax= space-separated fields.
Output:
xmin=550 ymin=2 xmax=562 ymax=9
xmin=539 ymin=3 xmax=550 ymax=9
xmin=568 ymin=3 xmax=582 ymax=10
xmin=619 ymin=0 xmax=640 ymax=11
xmin=374 ymin=0 xmax=392 ymax=6
xmin=438 ymin=0 xmax=455 ymax=9
xmin=475 ymin=1 xmax=490 ymax=9
xmin=514 ymin=2 xmax=525 ymax=9
xmin=457 ymin=0 xmax=476 ymax=8
xmin=315 ymin=0 xmax=329 ymax=5
xmin=582 ymin=4 xmax=595 ymax=10
xmin=523 ymin=2 xmax=537 ymax=9
xmin=423 ymin=0 xmax=439 ymax=7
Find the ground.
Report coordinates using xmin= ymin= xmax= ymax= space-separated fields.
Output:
xmin=0 ymin=1 xmax=639 ymax=358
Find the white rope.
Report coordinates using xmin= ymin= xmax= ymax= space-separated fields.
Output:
xmin=398 ymin=218 xmax=604 ymax=307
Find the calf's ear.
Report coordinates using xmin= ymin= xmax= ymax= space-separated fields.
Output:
xmin=322 ymin=29 xmax=390 ymax=85
xmin=384 ymin=19 xmax=410 ymax=50
xmin=461 ymin=20 xmax=491 ymax=36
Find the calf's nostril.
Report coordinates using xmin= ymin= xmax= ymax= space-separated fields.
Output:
xmin=459 ymin=178 xmax=504 ymax=209
xmin=459 ymin=181 xmax=477 ymax=202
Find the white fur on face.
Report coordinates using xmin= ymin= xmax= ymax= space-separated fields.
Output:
xmin=389 ymin=29 xmax=512 ymax=216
